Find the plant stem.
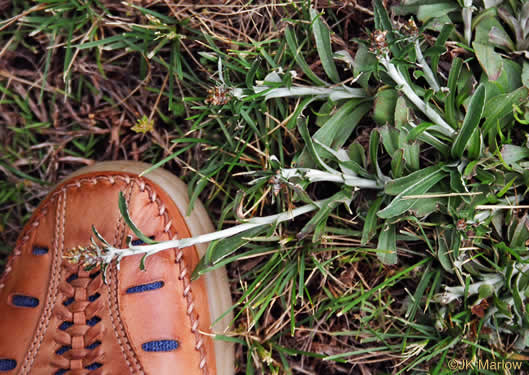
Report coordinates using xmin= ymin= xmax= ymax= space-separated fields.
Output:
xmin=414 ymin=39 xmax=440 ymax=92
xmin=379 ymin=54 xmax=456 ymax=137
xmin=101 ymin=198 xmax=327 ymax=263
xmin=279 ymin=168 xmax=383 ymax=189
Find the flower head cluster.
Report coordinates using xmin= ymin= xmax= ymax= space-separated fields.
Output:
xmin=370 ymin=30 xmax=389 ymax=56
xmin=403 ymin=18 xmax=419 ymax=38
xmin=63 ymin=244 xmax=102 ymax=269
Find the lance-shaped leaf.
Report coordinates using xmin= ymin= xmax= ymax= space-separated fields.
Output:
xmin=373 ymin=0 xmax=399 ymax=55
xmin=310 ymin=8 xmax=340 ymax=83
xmin=361 ymin=196 xmax=383 ymax=245
xmin=192 ymin=226 xmax=268 ymax=280
xmin=378 ymin=165 xmax=447 ymax=219
xmin=384 ymin=164 xmax=445 ymax=196
xmin=446 ymin=57 xmax=462 ymax=128
xmin=118 ymin=192 xmax=158 ymax=245
xmin=451 ymin=84 xmax=486 ymax=159
xmin=377 ymin=221 xmax=397 ymax=265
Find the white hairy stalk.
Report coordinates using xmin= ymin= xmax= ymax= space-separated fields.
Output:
xmin=90 ymin=198 xmax=324 ymax=266
xmin=414 ymin=39 xmax=440 ymax=93
xmin=379 ymin=54 xmax=455 ymax=138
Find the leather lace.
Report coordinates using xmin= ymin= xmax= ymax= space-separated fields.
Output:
xmin=52 ymin=262 xmax=105 ymax=375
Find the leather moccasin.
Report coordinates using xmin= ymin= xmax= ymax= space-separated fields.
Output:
xmin=0 ymin=161 xmax=234 ymax=375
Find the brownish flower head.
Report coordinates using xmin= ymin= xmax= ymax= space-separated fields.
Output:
xmin=205 ymin=86 xmax=231 ymax=106
xmin=63 ymin=245 xmax=100 ymax=267
xmin=370 ymin=30 xmax=389 ymax=55
xmin=403 ymin=18 xmax=419 ymax=37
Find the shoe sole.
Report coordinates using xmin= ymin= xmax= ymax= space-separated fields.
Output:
xmin=66 ymin=161 xmax=234 ymax=375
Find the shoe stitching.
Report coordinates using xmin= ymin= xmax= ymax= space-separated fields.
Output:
xmin=0 ymin=174 xmax=210 ymax=374
xmin=20 ymin=190 xmax=66 ymax=374
xmin=106 ymin=178 xmax=145 ymax=375
xmin=0 ymin=176 xmax=133 ymax=374
xmin=0 ymin=176 xmax=130 ymax=290
xmin=137 ymin=180 xmax=209 ymax=375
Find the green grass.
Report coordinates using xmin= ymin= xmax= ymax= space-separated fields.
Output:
xmin=2 ymin=0 xmax=529 ymax=373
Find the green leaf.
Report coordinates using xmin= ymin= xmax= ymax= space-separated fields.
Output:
xmin=369 ymin=128 xmax=386 ymax=181
xmin=510 ymin=214 xmax=529 ymax=248
xmin=481 ymin=59 xmax=522 ymax=97
xmin=379 ymin=125 xmax=399 ymax=156
xmin=407 ymin=122 xmax=435 ymax=142
xmin=118 ymin=192 xmax=157 ymax=245
xmin=384 ymin=164 xmax=445 ymax=195
xmin=394 ymin=96 xmax=409 ymax=129
xmin=512 ymin=273 xmax=528 ymax=325
xmin=91 ymin=225 xmax=111 ymax=247
xmin=139 ymin=253 xmax=150 ymax=271
xmin=473 ymin=42 xmax=503 ymax=81
xmin=501 ymin=145 xmax=529 ymax=166
xmin=378 ymin=166 xmax=446 ymax=219
xmin=488 ymin=25 xmax=515 ymax=51
xmin=482 ymin=87 xmax=529 ymax=134
xmin=297 ymin=119 xmax=336 ymax=173
xmin=373 ymin=89 xmax=398 ymax=125
xmin=467 ymin=127 xmax=481 ymax=160
xmin=391 ymin=149 xmax=404 ymax=178
xmin=523 ymin=62 xmax=529 ymax=88
xmin=361 ymin=196 xmax=383 ymax=245
xmin=430 ymin=24 xmax=454 ymax=74
xmin=192 ymin=226 xmax=267 ymax=280
xmin=315 ymin=101 xmax=371 ymax=150
xmin=437 ymin=228 xmax=453 ymax=274
xmin=298 ymin=101 xmax=371 ymax=166
xmin=373 ymin=0 xmax=399 ymax=55
xmin=348 ymin=142 xmax=367 ymax=169
xmin=353 ymin=43 xmax=377 ymax=89
xmin=310 ymin=8 xmax=340 ymax=83
xmin=416 ymin=3 xmax=458 ymax=23
xmin=446 ymin=57 xmax=462 ymax=128
xmin=451 ymin=84 xmax=486 ymax=158
xmin=377 ymin=221 xmax=397 ymax=265
xmin=403 ymin=140 xmax=420 ymax=171
xmin=411 ymin=196 xmax=444 ymax=217
xmin=298 ymin=191 xmax=348 ymax=242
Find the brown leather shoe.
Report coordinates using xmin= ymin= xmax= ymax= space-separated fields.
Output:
xmin=0 ymin=161 xmax=234 ymax=375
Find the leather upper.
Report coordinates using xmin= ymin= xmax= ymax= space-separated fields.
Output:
xmin=0 ymin=171 xmax=216 ymax=375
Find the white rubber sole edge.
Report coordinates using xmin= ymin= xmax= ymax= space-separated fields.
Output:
xmin=67 ymin=161 xmax=235 ymax=375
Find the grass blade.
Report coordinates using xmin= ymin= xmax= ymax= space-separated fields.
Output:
xmin=285 ymin=26 xmax=327 ymax=86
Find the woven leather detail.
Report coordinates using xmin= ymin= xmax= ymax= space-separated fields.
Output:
xmin=52 ymin=262 xmax=105 ymax=374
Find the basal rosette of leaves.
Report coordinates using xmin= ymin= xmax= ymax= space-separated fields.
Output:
xmin=191 ymin=0 xmax=529 ymax=366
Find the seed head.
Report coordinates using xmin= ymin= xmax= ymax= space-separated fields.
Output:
xmin=63 ymin=245 xmax=101 ymax=268
xmin=370 ymin=30 xmax=389 ymax=55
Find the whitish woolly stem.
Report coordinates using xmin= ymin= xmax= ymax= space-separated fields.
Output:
xmin=379 ymin=54 xmax=455 ymax=137
xmin=435 ymin=260 xmax=529 ymax=304
xmin=279 ymin=168 xmax=383 ymax=189
xmin=414 ymin=39 xmax=440 ymax=92
xmin=462 ymin=0 xmax=473 ymax=46
xmin=99 ymin=199 xmax=325 ymax=263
